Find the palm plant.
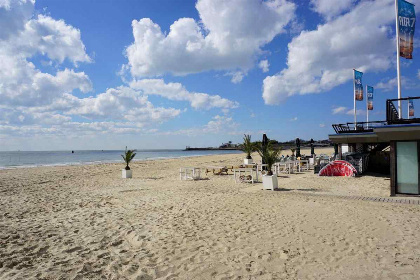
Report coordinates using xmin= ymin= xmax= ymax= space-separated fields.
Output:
xmin=121 ymin=148 xmax=136 ymax=170
xmin=257 ymin=143 xmax=282 ymax=176
xmin=242 ymin=134 xmax=255 ymax=159
xmin=290 ymin=148 xmax=296 ymax=157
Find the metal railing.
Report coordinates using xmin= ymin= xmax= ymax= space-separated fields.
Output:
xmin=386 ymin=99 xmax=399 ymax=124
xmin=386 ymin=96 xmax=420 ymax=124
xmin=332 ymin=97 xmax=420 ymax=134
xmin=332 ymin=121 xmax=387 ymax=134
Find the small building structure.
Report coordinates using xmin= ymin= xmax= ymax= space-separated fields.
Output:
xmin=329 ymin=97 xmax=420 ymax=196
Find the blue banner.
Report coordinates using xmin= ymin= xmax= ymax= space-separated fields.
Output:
xmin=409 ymin=99 xmax=415 ymax=116
xmin=354 ymin=70 xmax=363 ymax=101
xmin=398 ymin=0 xmax=416 ymax=59
xmin=367 ymin=86 xmax=373 ymax=110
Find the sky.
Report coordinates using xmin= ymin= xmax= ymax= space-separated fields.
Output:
xmin=1 ymin=0 xmax=420 ymax=151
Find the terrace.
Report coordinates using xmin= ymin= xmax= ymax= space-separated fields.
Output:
xmin=332 ymin=97 xmax=420 ymax=134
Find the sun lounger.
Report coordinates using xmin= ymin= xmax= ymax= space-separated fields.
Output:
xmin=206 ymin=166 xmax=229 ymax=175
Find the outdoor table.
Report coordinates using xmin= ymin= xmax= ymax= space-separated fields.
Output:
xmin=255 ymin=163 xmax=269 ymax=180
xmin=233 ymin=168 xmax=257 ymax=183
xmin=276 ymin=162 xmax=294 ymax=174
xmin=298 ymin=159 xmax=309 ymax=171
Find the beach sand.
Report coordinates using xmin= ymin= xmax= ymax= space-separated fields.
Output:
xmin=1 ymin=148 xmax=420 ymax=279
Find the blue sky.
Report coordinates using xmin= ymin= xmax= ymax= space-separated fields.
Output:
xmin=1 ymin=0 xmax=420 ymax=151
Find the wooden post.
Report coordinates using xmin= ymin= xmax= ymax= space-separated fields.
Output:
xmin=337 ymin=144 xmax=342 ymax=160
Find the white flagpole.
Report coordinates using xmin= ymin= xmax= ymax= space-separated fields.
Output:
xmin=353 ymin=69 xmax=357 ymax=130
xmin=366 ymin=85 xmax=369 ymax=129
xmin=395 ymin=0 xmax=402 ymax=118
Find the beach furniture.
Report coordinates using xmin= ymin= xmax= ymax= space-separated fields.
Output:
xmin=299 ymin=159 xmax=310 ymax=171
xmin=179 ymin=167 xmax=201 ymax=180
xmin=309 ymin=157 xmax=315 ymax=168
xmin=276 ymin=161 xmax=294 ymax=174
xmin=233 ymin=168 xmax=256 ymax=183
xmin=206 ymin=166 xmax=229 ymax=175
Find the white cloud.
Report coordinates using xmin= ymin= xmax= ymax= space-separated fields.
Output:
xmin=0 ymin=53 xmax=93 ymax=106
xmin=123 ymin=0 xmax=296 ymax=79
xmin=263 ymin=0 xmax=396 ymax=105
xmin=2 ymin=86 xmax=183 ymax=137
xmin=66 ymin=86 xmax=181 ymax=123
xmin=258 ymin=60 xmax=270 ymax=73
xmin=227 ymin=71 xmax=245 ymax=84
xmin=130 ymin=79 xmax=238 ymax=110
xmin=375 ymin=76 xmax=418 ymax=92
xmin=346 ymin=109 xmax=365 ymax=116
xmin=161 ymin=115 xmax=240 ymax=136
xmin=0 ymin=1 xmax=181 ymax=138
xmin=290 ymin=117 xmax=298 ymax=121
xmin=0 ymin=0 xmax=34 ymax=40
xmin=319 ymin=123 xmax=325 ymax=127
xmin=332 ymin=106 xmax=347 ymax=114
xmin=331 ymin=106 xmax=364 ymax=116
xmin=16 ymin=15 xmax=92 ymax=64
xmin=0 ymin=1 xmax=92 ymax=107
xmin=310 ymin=0 xmax=354 ymax=20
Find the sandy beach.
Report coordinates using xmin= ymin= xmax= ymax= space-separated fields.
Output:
xmin=1 ymin=149 xmax=420 ymax=279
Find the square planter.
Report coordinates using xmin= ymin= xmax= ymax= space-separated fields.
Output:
xmin=244 ymin=158 xmax=253 ymax=165
xmin=122 ymin=169 xmax=132 ymax=179
xmin=262 ymin=175 xmax=278 ymax=190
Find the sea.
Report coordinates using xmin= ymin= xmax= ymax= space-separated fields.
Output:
xmin=0 ymin=149 xmax=242 ymax=170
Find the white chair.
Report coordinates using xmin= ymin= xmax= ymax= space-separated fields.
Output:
xmin=179 ymin=167 xmax=201 ymax=180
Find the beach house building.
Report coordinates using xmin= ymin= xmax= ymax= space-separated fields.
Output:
xmin=329 ymin=97 xmax=420 ymax=196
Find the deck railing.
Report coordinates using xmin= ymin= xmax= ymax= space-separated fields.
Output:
xmin=332 ymin=97 xmax=420 ymax=134
xmin=386 ymin=97 xmax=420 ymax=124
xmin=332 ymin=121 xmax=387 ymax=134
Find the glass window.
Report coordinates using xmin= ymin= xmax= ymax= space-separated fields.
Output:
xmin=396 ymin=142 xmax=419 ymax=194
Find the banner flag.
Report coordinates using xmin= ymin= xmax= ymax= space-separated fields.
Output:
xmin=409 ymin=99 xmax=415 ymax=116
xmin=354 ymin=70 xmax=363 ymax=101
xmin=398 ymin=0 xmax=416 ymax=59
xmin=367 ymin=86 xmax=374 ymax=110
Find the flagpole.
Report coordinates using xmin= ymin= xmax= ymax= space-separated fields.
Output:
xmin=366 ymin=85 xmax=369 ymax=129
xmin=353 ymin=69 xmax=356 ymax=130
xmin=395 ymin=0 xmax=402 ymax=118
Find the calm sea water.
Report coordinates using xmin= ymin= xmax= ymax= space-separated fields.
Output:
xmin=0 ymin=149 xmax=242 ymax=169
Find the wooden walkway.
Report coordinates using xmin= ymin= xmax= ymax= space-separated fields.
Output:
xmin=283 ymin=191 xmax=420 ymax=205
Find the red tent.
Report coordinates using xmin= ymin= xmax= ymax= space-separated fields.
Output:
xmin=318 ymin=160 xmax=357 ymax=177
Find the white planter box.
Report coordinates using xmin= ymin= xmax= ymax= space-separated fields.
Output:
xmin=244 ymin=158 xmax=253 ymax=165
xmin=262 ymin=175 xmax=278 ymax=190
xmin=122 ymin=169 xmax=132 ymax=179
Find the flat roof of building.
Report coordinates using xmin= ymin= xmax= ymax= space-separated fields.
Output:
xmin=329 ymin=124 xmax=420 ymax=144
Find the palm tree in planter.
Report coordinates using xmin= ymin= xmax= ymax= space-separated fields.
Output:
xmin=257 ymin=144 xmax=281 ymax=190
xmin=242 ymin=134 xmax=255 ymax=165
xmin=121 ymin=148 xmax=136 ymax=178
